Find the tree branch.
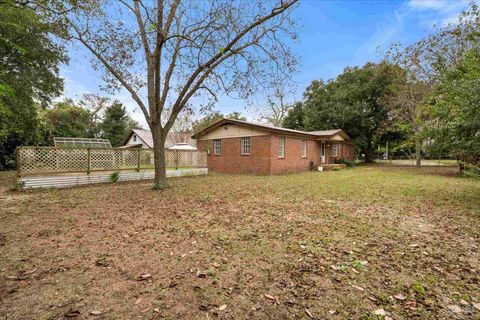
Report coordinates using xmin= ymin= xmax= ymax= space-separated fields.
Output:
xmin=70 ymin=26 xmax=150 ymax=122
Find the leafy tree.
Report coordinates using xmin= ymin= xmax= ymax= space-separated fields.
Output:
xmin=101 ymin=101 xmax=138 ymax=147
xmin=282 ymin=102 xmax=305 ymax=130
xmin=283 ymin=62 xmax=398 ymax=162
xmin=427 ymin=49 xmax=480 ymax=169
xmin=45 ymin=0 xmax=298 ymax=188
xmin=383 ymin=2 xmax=480 ymax=166
xmin=0 ymin=1 xmax=66 ymax=169
xmin=44 ymin=100 xmax=90 ymax=140
xmin=193 ymin=111 xmax=246 ymax=133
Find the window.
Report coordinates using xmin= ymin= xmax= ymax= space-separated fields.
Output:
xmin=278 ymin=137 xmax=285 ymax=158
xmin=301 ymin=140 xmax=307 ymax=158
xmin=332 ymin=143 xmax=339 ymax=157
xmin=133 ymin=134 xmax=137 ymax=142
xmin=241 ymin=137 xmax=250 ymax=155
xmin=345 ymin=144 xmax=350 ymax=157
xmin=213 ymin=139 xmax=221 ymax=155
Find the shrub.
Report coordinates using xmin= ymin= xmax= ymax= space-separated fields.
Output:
xmin=463 ymin=164 xmax=480 ymax=179
xmin=109 ymin=172 xmax=120 ymax=183
xmin=333 ymin=158 xmax=356 ymax=168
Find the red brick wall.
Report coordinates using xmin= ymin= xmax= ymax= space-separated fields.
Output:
xmin=197 ymin=135 xmax=354 ymax=174
xmin=197 ymin=135 xmax=272 ymax=174
xmin=326 ymin=141 xmax=355 ymax=163
xmin=270 ymin=135 xmax=320 ymax=174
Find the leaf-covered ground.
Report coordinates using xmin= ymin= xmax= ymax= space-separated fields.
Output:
xmin=0 ymin=166 xmax=479 ymax=320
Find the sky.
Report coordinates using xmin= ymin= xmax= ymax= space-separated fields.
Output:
xmin=59 ymin=0 xmax=472 ymax=128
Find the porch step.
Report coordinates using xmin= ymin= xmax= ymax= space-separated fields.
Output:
xmin=318 ymin=164 xmax=347 ymax=171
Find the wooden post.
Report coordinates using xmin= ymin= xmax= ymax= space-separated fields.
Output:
xmin=175 ymin=150 xmax=179 ymax=170
xmin=16 ymin=147 xmax=21 ymax=177
xmin=87 ymin=148 xmax=91 ymax=175
xmin=137 ymin=149 xmax=141 ymax=172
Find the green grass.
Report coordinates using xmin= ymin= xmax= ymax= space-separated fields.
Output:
xmin=0 ymin=166 xmax=479 ymax=319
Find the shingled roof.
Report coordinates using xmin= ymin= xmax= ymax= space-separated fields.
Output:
xmin=191 ymin=118 xmax=350 ymax=140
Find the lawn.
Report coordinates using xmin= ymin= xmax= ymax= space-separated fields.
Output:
xmin=0 ymin=166 xmax=479 ymax=319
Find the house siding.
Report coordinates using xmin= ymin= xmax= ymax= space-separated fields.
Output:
xmin=197 ymin=135 xmax=272 ymax=174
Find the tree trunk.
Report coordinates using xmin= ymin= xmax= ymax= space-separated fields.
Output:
xmin=363 ymin=143 xmax=375 ymax=163
xmin=415 ymin=136 xmax=422 ymax=167
xmin=151 ymin=124 xmax=167 ymax=189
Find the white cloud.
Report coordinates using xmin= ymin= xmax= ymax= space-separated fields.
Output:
xmin=408 ymin=0 xmax=449 ymax=11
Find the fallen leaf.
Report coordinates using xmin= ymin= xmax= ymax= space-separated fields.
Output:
xmin=89 ymin=310 xmax=102 ymax=316
xmin=305 ymin=308 xmax=314 ymax=319
xmin=459 ymin=299 xmax=469 ymax=306
xmin=284 ymin=300 xmax=295 ymax=307
xmin=351 ymin=284 xmax=365 ymax=292
xmin=472 ymin=302 xmax=480 ymax=311
xmin=64 ymin=310 xmax=81 ymax=318
xmin=328 ymin=309 xmax=336 ymax=314
xmin=264 ymin=294 xmax=276 ymax=301
xmin=136 ymin=273 xmax=152 ymax=281
xmin=218 ymin=304 xmax=227 ymax=311
xmin=23 ymin=268 xmax=38 ymax=275
xmin=373 ymin=308 xmax=386 ymax=316
xmin=135 ymin=298 xmax=142 ymax=305
xmin=447 ymin=305 xmax=462 ymax=314
xmin=394 ymin=293 xmax=406 ymax=300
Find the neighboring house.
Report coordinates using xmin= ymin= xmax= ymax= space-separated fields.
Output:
xmin=192 ymin=118 xmax=354 ymax=175
xmin=122 ymin=129 xmax=197 ymax=149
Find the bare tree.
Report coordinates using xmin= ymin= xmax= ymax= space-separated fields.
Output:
xmin=167 ymin=107 xmax=193 ymax=145
xmin=255 ymin=78 xmax=295 ymax=126
xmin=381 ymin=53 xmax=432 ymax=167
xmin=79 ymin=93 xmax=110 ymax=137
xmin=46 ymin=0 xmax=298 ymax=188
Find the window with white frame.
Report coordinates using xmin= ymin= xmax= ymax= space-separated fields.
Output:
xmin=278 ymin=137 xmax=285 ymax=158
xmin=240 ymin=137 xmax=250 ymax=155
xmin=213 ymin=139 xmax=221 ymax=155
xmin=332 ymin=143 xmax=339 ymax=157
xmin=301 ymin=139 xmax=307 ymax=158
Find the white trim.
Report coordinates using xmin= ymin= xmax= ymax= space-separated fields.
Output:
xmin=278 ymin=137 xmax=285 ymax=158
xmin=332 ymin=143 xmax=339 ymax=157
xmin=240 ymin=137 xmax=251 ymax=155
xmin=301 ymin=139 xmax=307 ymax=158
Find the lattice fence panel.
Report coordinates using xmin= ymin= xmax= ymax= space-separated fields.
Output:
xmin=18 ymin=147 xmax=89 ymax=174
xmin=165 ymin=150 xmax=207 ymax=168
xmin=17 ymin=147 xmax=207 ymax=176
xmin=139 ymin=150 xmax=155 ymax=168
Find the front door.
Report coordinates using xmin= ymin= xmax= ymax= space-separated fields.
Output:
xmin=321 ymin=142 xmax=325 ymax=163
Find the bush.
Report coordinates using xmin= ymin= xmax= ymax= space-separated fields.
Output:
xmin=463 ymin=164 xmax=480 ymax=179
xmin=333 ymin=158 xmax=356 ymax=168
xmin=109 ymin=172 xmax=120 ymax=183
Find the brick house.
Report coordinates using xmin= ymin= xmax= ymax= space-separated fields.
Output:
xmin=192 ymin=118 xmax=354 ymax=175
